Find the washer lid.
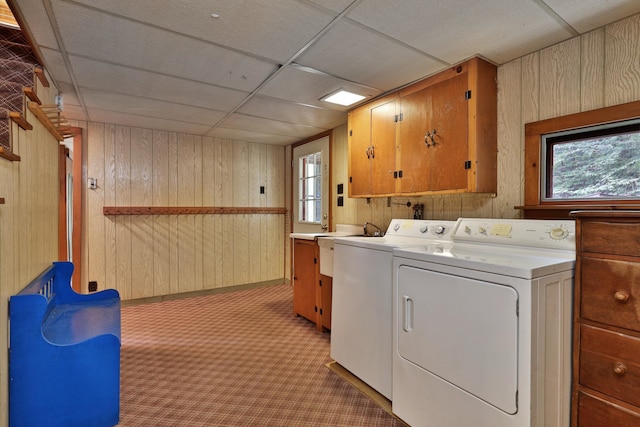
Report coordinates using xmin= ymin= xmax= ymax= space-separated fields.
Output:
xmin=394 ymin=243 xmax=575 ymax=279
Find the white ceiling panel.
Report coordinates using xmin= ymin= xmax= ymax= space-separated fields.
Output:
xmin=346 ymin=0 xmax=576 ymax=64
xmin=257 ymin=64 xmax=383 ymax=111
xmin=80 ymin=89 xmax=227 ymax=126
xmin=238 ymin=96 xmax=347 ymax=130
xmin=222 ymin=113 xmax=326 ymax=138
xmin=295 ymin=19 xmax=446 ymax=91
xmin=50 ymin=1 xmax=278 ymax=92
xmin=71 ymin=0 xmax=337 ymax=63
xmin=85 ymin=108 xmax=213 ymax=135
xmin=543 ymin=0 xmax=640 ymax=33
xmin=205 ymin=127 xmax=300 ymax=146
xmin=69 ymin=56 xmax=248 ymax=112
xmin=9 ymin=0 xmax=640 ymax=145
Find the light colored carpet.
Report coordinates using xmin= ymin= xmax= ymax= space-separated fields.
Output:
xmin=118 ymin=283 xmax=407 ymax=426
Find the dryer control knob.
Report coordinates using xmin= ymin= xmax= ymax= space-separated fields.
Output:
xmin=549 ymin=227 xmax=568 ymax=240
xmin=419 ymin=225 xmax=428 ymax=233
xmin=434 ymin=225 xmax=445 ymax=235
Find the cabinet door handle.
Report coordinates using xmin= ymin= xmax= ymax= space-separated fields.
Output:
xmin=613 ymin=361 xmax=628 ymax=376
xmin=614 ymin=290 xmax=630 ymax=303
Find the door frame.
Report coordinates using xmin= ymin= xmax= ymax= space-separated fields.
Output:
xmin=58 ymin=126 xmax=83 ymax=292
xmin=290 ymin=130 xmax=333 ymax=233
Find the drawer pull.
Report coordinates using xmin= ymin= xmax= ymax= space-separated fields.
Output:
xmin=613 ymin=361 xmax=628 ymax=376
xmin=614 ymin=291 xmax=630 ymax=303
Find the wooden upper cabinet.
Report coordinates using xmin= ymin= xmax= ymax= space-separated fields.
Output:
xmin=347 ymin=93 xmax=397 ymax=197
xmin=347 ymin=56 xmax=497 ymax=198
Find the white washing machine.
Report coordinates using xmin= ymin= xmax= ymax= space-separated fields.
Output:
xmin=331 ymin=219 xmax=456 ymax=400
xmin=392 ymin=218 xmax=576 ymax=427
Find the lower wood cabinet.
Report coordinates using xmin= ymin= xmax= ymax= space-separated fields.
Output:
xmin=571 ymin=211 xmax=640 ymax=427
xmin=292 ymin=238 xmax=332 ymax=332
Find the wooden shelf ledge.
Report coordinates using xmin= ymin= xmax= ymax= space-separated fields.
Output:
xmin=0 ymin=147 xmax=20 ymax=161
xmin=103 ymin=206 xmax=288 ymax=216
xmin=9 ymin=111 xmax=32 ymax=130
xmin=23 ymin=87 xmax=41 ymax=104
xmin=27 ymin=102 xmax=65 ymax=141
xmin=34 ymin=66 xmax=49 ymax=87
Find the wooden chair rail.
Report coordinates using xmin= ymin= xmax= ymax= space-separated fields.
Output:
xmin=103 ymin=206 xmax=287 ymax=215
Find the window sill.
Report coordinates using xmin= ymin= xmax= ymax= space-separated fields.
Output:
xmin=515 ymin=204 xmax=640 ymax=219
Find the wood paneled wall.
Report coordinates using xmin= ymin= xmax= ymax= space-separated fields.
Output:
xmin=332 ymin=12 xmax=640 ymax=231
xmin=83 ymin=124 xmax=286 ymax=300
xmin=0 ymin=71 xmax=59 ymax=427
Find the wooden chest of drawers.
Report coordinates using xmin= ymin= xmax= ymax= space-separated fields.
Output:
xmin=571 ymin=211 xmax=640 ymax=427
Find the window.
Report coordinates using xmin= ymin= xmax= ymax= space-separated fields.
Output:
xmin=298 ymin=151 xmax=322 ymax=223
xmin=541 ymin=119 xmax=640 ymax=201
xmin=522 ymin=100 xmax=640 ymax=217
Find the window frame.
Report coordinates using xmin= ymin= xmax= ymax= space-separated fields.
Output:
xmin=521 ymin=100 xmax=640 ymax=218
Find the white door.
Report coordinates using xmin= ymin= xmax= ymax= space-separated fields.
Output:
xmin=292 ymin=136 xmax=329 ymax=233
xmin=397 ymin=265 xmax=519 ymax=414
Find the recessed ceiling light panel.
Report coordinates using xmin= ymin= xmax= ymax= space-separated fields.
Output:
xmin=321 ymin=89 xmax=366 ymax=106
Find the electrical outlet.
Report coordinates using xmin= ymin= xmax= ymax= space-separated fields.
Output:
xmin=88 ymin=281 xmax=98 ymax=292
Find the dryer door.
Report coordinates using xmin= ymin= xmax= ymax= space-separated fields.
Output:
xmin=397 ymin=265 xmax=519 ymax=414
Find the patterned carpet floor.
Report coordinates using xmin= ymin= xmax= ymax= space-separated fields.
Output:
xmin=119 ymin=284 xmax=406 ymax=426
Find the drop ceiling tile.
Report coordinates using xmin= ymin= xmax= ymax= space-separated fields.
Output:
xmin=69 ymin=56 xmax=248 ymax=112
xmin=205 ymin=127 xmax=300 ymax=146
xmin=543 ymin=0 xmax=640 ymax=33
xmin=346 ymin=0 xmax=577 ymax=64
xmin=238 ymin=96 xmax=347 ymax=130
xmin=39 ymin=47 xmax=71 ymax=84
xmin=85 ymin=108 xmax=212 ymax=135
xmin=50 ymin=1 xmax=277 ymax=92
xmin=295 ymin=19 xmax=445 ymax=91
xmin=80 ymin=89 xmax=227 ymax=125
xmin=69 ymin=0 xmax=336 ymax=63
xmin=221 ymin=113 xmax=326 ymax=139
xmin=257 ymin=65 xmax=383 ymax=110
xmin=11 ymin=0 xmax=59 ymax=49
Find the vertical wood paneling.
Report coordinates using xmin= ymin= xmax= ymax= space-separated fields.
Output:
xmin=152 ymin=131 xmax=170 ymax=296
xmin=201 ymin=137 xmax=216 ymax=289
xmin=87 ymin=122 xmax=106 ymax=290
xmin=103 ymin=125 xmax=117 ymax=290
xmin=194 ymin=137 xmax=204 ymax=290
xmin=168 ymin=133 xmax=179 ymax=294
xmin=539 ymin=37 xmax=582 ymax=119
xmin=581 ymin=28 xmax=606 ymax=111
xmin=177 ymin=134 xmax=195 ymax=293
xmin=115 ymin=127 xmax=132 ymax=300
xmin=496 ymin=59 xmax=524 ymax=218
xmin=130 ymin=128 xmax=153 ymax=298
xmin=605 ymin=14 xmax=640 ymax=105
xmin=521 ymin=52 xmax=540 ymax=124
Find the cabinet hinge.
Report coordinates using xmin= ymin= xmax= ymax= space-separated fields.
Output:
xmin=315 ymin=306 xmax=318 ymax=313
xmin=314 ymin=258 xmax=317 ymax=264
xmin=394 ymin=113 xmax=404 ymax=123
xmin=465 ymin=90 xmax=472 ymax=100
xmin=319 ymin=308 xmax=323 ymax=315
xmin=349 ymin=129 xmax=353 ymax=136
xmin=319 ymin=279 xmax=322 ymax=287
xmin=464 ymin=160 xmax=472 ymax=170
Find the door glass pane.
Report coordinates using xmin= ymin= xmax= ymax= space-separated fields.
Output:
xmin=299 ymin=151 xmax=322 ymax=223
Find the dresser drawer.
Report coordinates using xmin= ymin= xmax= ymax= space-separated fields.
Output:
xmin=579 ymin=324 xmax=640 ymax=408
xmin=577 ymin=391 xmax=640 ymax=427
xmin=581 ymin=220 xmax=640 ymax=256
xmin=581 ymin=256 xmax=640 ymax=330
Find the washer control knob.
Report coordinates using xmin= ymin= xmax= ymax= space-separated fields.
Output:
xmin=549 ymin=227 xmax=569 ymax=240
xmin=477 ymin=226 xmax=486 ymax=234
xmin=434 ymin=225 xmax=445 ymax=235
xmin=464 ymin=226 xmax=471 ymax=234
xmin=393 ymin=223 xmax=401 ymax=232
xmin=419 ymin=225 xmax=428 ymax=233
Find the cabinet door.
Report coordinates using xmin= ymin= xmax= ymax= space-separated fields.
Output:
xmin=292 ymin=240 xmax=317 ymax=322
xmin=348 ymin=108 xmax=372 ymax=196
xmin=320 ymin=274 xmax=332 ymax=330
xmin=397 ymin=86 xmax=431 ymax=193
xmin=370 ymin=100 xmax=397 ymax=195
xmin=429 ymin=73 xmax=469 ymax=191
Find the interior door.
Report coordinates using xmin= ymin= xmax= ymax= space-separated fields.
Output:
xmin=397 ymin=265 xmax=519 ymax=414
xmin=292 ymin=136 xmax=330 ymax=233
